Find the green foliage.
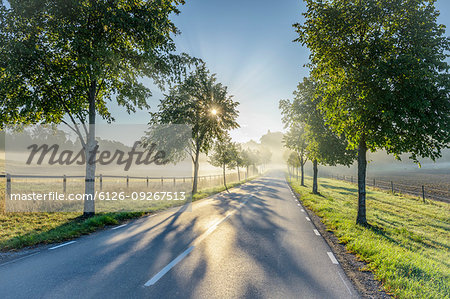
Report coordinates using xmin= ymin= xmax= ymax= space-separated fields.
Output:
xmin=148 ymin=63 xmax=239 ymax=193
xmin=0 ymin=0 xmax=189 ymax=128
xmin=281 ymin=77 xmax=355 ymax=167
xmin=209 ymin=135 xmax=237 ymax=170
xmin=295 ymin=0 xmax=450 ymax=162
xmin=239 ymin=148 xmax=258 ymax=169
xmin=283 ymin=124 xmax=307 ymax=156
xmin=149 ymin=63 xmax=239 ymax=161
xmin=287 ymin=152 xmax=301 ymax=168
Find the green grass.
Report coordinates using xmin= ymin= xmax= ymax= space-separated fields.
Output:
xmin=289 ymin=176 xmax=449 ymax=299
xmin=0 ymin=176 xmax=257 ymax=251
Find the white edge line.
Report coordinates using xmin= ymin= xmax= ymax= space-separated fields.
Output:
xmin=337 ymin=270 xmax=353 ymax=295
xmin=49 ymin=241 xmax=76 ymax=250
xmin=301 ymin=209 xmax=305 ymax=212
xmin=327 ymin=252 xmax=339 ymax=264
xmin=306 ymin=217 xmax=311 ymax=221
xmin=297 ymin=204 xmax=301 ymax=206
xmin=112 ymin=224 xmax=127 ymax=230
xmin=313 ymin=229 xmax=321 ymax=236
xmin=144 ymin=246 xmax=195 ymax=286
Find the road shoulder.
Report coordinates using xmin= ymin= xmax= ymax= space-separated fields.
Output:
xmin=289 ymin=185 xmax=392 ymax=299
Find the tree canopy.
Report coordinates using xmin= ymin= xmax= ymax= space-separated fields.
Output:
xmin=0 ymin=0 xmax=189 ymax=131
xmin=295 ymin=0 xmax=449 ymax=162
xmin=148 ymin=63 xmax=239 ymax=193
xmin=295 ymin=0 xmax=449 ymax=224
xmin=280 ymin=77 xmax=355 ymax=191
xmin=209 ymin=134 xmax=237 ymax=191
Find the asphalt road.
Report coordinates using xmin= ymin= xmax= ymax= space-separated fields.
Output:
xmin=0 ymin=171 xmax=359 ymax=299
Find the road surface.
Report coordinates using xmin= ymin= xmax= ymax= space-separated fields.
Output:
xmin=0 ymin=172 xmax=359 ymax=298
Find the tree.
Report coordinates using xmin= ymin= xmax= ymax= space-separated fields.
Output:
xmin=0 ymin=0 xmax=189 ymax=216
xmin=234 ymin=144 xmax=245 ymax=181
xmin=281 ymin=121 xmax=308 ymax=186
xmin=148 ymin=63 xmax=239 ymax=194
xmin=287 ymin=151 xmax=301 ymax=180
xmin=281 ymin=77 xmax=355 ymax=194
xmin=209 ymin=135 xmax=237 ymax=192
xmin=239 ymin=148 xmax=253 ymax=179
xmin=296 ymin=0 xmax=450 ymax=224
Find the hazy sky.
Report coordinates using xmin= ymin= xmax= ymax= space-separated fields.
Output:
xmin=109 ymin=0 xmax=450 ymax=143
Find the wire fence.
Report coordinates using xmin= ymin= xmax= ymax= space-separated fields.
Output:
xmin=329 ymin=173 xmax=450 ymax=203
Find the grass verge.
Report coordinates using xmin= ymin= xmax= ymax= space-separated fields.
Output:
xmin=289 ymin=176 xmax=449 ymax=299
xmin=0 ymin=176 xmax=258 ymax=251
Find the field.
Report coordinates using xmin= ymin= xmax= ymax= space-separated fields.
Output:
xmin=289 ymin=176 xmax=449 ymax=299
xmin=0 ymin=173 xmax=256 ymax=251
xmin=304 ymin=166 xmax=450 ymax=203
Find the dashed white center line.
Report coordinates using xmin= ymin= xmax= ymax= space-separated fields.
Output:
xmin=305 ymin=217 xmax=311 ymax=221
xmin=144 ymin=246 xmax=195 ymax=286
xmin=144 ymin=194 xmax=251 ymax=287
xmin=313 ymin=229 xmax=321 ymax=236
xmin=327 ymin=252 xmax=339 ymax=264
xmin=112 ymin=224 xmax=127 ymax=230
xmin=48 ymin=241 xmax=76 ymax=250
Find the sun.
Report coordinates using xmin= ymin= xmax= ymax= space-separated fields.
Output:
xmin=211 ymin=109 xmax=217 ymax=116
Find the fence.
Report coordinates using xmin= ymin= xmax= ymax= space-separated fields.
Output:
xmin=329 ymin=174 xmax=450 ymax=203
xmin=1 ymin=170 xmax=254 ymax=197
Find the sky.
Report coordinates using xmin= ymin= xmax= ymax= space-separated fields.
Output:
xmin=108 ymin=0 xmax=450 ymax=144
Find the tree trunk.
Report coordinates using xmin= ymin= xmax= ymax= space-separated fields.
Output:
xmin=237 ymin=167 xmax=240 ymax=181
xmin=83 ymin=80 xmax=97 ymax=217
xmin=356 ymin=137 xmax=368 ymax=225
xmin=312 ymin=159 xmax=318 ymax=194
xmin=300 ymin=156 xmax=305 ymax=186
xmin=223 ymin=164 xmax=228 ymax=192
xmin=246 ymin=165 xmax=249 ymax=179
xmin=192 ymin=149 xmax=200 ymax=195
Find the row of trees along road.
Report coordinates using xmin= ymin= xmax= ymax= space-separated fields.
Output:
xmin=290 ymin=0 xmax=449 ymax=225
xmin=0 ymin=1 xmax=240 ymax=216
xmin=280 ymin=77 xmax=355 ymax=195
xmin=209 ymin=135 xmax=266 ymax=192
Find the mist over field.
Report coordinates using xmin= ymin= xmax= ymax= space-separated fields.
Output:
xmin=252 ymin=130 xmax=450 ymax=190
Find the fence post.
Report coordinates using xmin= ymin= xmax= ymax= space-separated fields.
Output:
xmin=126 ymin=175 xmax=129 ymax=188
xmin=173 ymin=177 xmax=176 ymax=186
xmin=351 ymin=176 xmax=353 ymax=183
xmin=146 ymin=176 xmax=149 ymax=188
xmin=391 ymin=181 xmax=394 ymax=193
xmin=161 ymin=177 xmax=163 ymax=186
xmin=63 ymin=175 xmax=67 ymax=193
xmin=422 ymin=185 xmax=425 ymax=202
xmin=100 ymin=174 xmax=103 ymax=191
xmin=183 ymin=177 xmax=185 ymax=183
xmin=373 ymin=178 xmax=375 ymax=187
xmin=6 ymin=174 xmax=11 ymax=200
